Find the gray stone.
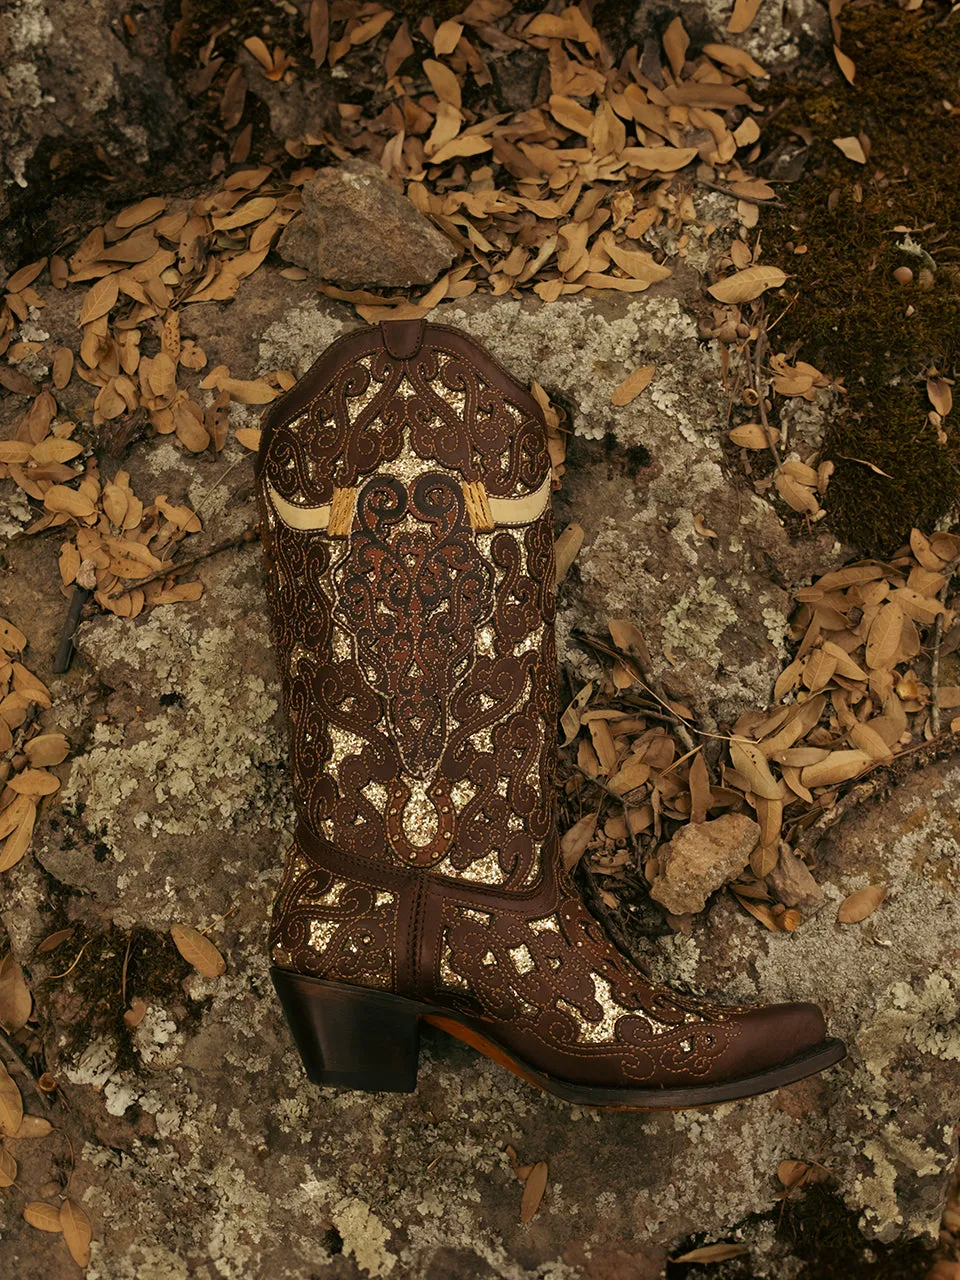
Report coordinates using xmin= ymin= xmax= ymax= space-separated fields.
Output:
xmin=0 ymin=0 xmax=188 ymax=261
xmin=0 ymin=241 xmax=950 ymax=1276
xmin=649 ymin=813 xmax=760 ymax=914
xmin=278 ymin=159 xmax=457 ymax=288
xmin=769 ymin=843 xmax=826 ymax=909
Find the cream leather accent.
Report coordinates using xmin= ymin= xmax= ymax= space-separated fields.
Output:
xmin=267 ymin=482 xmax=331 ymax=530
xmin=267 ymin=471 xmax=551 ymax=531
xmin=488 ymin=473 xmax=552 ymax=526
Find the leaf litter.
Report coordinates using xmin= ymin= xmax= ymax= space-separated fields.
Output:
xmin=0 ymin=0 xmax=959 ymax=1262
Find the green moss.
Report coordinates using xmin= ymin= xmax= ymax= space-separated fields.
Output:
xmin=759 ymin=0 xmax=960 ymax=554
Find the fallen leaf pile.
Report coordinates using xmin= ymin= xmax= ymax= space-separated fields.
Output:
xmin=562 ymin=528 xmax=960 ymax=930
xmin=268 ymin=3 xmax=779 ymax=314
xmin=0 ymin=0 xmax=814 ymax=626
xmin=0 ymin=621 xmax=69 ymax=873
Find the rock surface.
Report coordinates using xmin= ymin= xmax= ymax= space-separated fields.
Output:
xmin=0 ymin=0 xmax=189 ymax=260
xmin=278 ymin=160 xmax=457 ymax=288
xmin=0 ymin=196 xmax=951 ymax=1280
xmin=649 ymin=814 xmax=760 ymax=915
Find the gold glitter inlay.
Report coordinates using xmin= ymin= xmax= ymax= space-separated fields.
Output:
xmin=481 ymin=950 xmax=497 ymax=967
xmin=363 ymin=780 xmax=388 ymax=811
xmin=375 ymin=890 xmax=396 ymax=908
xmin=439 ymin=935 xmax=470 ymax=991
xmin=428 ymin=366 xmax=466 ymax=417
xmin=309 ymin=919 xmax=339 ymax=952
xmin=400 ymin=778 xmax=439 ymax=845
xmin=556 ymin=974 xmax=626 ymax=1045
xmin=450 ymin=779 xmax=476 ymax=811
xmin=515 ymin=624 xmax=544 ymax=655
xmin=272 ymin=945 xmax=293 ymax=967
xmin=529 ymin=915 xmax=560 ymax=934
xmin=459 ymin=907 xmax=492 ymax=925
xmin=509 ymin=944 xmax=535 ymax=975
xmin=345 ymin=357 xmax=381 ymax=424
xmin=456 ymin=848 xmax=505 ymax=885
xmin=472 ymin=726 xmax=494 ymax=753
xmin=332 ymin=625 xmax=352 ymax=661
xmin=328 ymin=723 xmax=364 ymax=776
xmin=302 ymin=875 xmax=347 ymax=907
xmin=477 ymin=624 xmax=496 ymax=658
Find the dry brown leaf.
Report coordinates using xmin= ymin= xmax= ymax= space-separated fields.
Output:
xmin=549 ymin=94 xmax=595 ymax=136
xmin=555 ymin=524 xmax=584 ymax=584
xmin=0 ymin=1145 xmax=16 ymax=1187
xmin=235 ymin=428 xmax=262 ymax=452
xmin=775 ymin=471 xmax=820 ymax=515
xmin=663 ymin=17 xmax=689 ymax=78
xmin=520 ymin=1161 xmax=548 ymax=1222
xmin=837 ymin=883 xmax=886 ymax=923
xmin=23 ymin=1201 xmax=62 ymax=1233
xmin=0 ymin=801 xmax=36 ymax=873
xmin=778 ymin=1159 xmax=811 ymax=1188
xmin=834 ymin=44 xmax=856 ymax=83
xmin=24 ymin=733 xmax=70 ymax=767
xmin=673 ymin=1243 xmax=749 ymax=1263
xmin=433 ymin=18 xmax=462 ymax=55
xmin=43 ymin=484 xmax=96 ymax=520
xmin=728 ymin=0 xmax=764 ymax=32
xmin=124 ymin=995 xmax=148 ymax=1028
xmin=60 ymin=1199 xmax=92 ymax=1267
xmin=708 ymin=265 xmax=787 ymax=303
xmin=309 ymin=0 xmax=329 ymax=65
xmin=800 ymin=750 xmax=872 ymax=789
xmin=115 ymin=196 xmax=166 ymax=230
xmin=78 ymin=274 xmax=119 ymax=325
xmin=833 ymin=136 xmax=867 ymax=164
xmin=730 ymin=738 xmax=781 ymax=800
xmin=423 ymin=58 xmax=461 ymax=109
xmin=0 ymin=619 xmax=27 ymax=652
xmin=627 ymin=146 xmax=698 ymax=172
xmin=0 ymin=952 xmax=32 ymax=1032
xmin=865 ymin=602 xmax=904 ymax=670
xmin=0 ymin=1062 xmax=24 ymax=1136
xmin=52 ymin=347 xmax=74 ymax=390
xmin=729 ymin=423 xmax=779 ymax=449
xmin=927 ymin=377 xmax=953 ymax=418
xmin=6 ymin=258 xmax=47 ymax=293
xmin=611 ymin=365 xmax=655 ymax=406
xmin=170 ymin=924 xmax=226 ymax=978
xmin=560 ymin=813 xmax=598 ymax=870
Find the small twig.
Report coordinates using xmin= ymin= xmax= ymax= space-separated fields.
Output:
xmin=572 ymin=630 xmax=698 ymax=751
xmin=120 ymin=932 xmax=132 ymax=1009
xmin=52 ymin=585 xmax=92 ymax=675
xmin=753 ymin=322 xmax=782 ymax=468
xmin=131 ymin=527 xmax=259 ymax=592
xmin=195 ymin=456 xmax=247 ymax=516
xmin=793 ymin=729 xmax=960 ymax=856
xmin=43 ymin=937 xmax=94 ymax=982
xmin=0 ymin=1026 xmax=54 ymax=1109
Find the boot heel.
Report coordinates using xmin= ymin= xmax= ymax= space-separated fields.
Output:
xmin=270 ymin=968 xmax=421 ymax=1093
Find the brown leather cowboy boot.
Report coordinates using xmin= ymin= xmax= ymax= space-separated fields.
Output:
xmin=255 ymin=317 xmax=845 ymax=1107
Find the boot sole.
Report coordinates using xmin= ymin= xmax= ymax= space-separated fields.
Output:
xmin=271 ymin=967 xmax=846 ymax=1110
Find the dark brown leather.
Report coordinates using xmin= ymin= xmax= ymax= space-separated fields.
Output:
xmin=256 ymin=318 xmax=831 ymax=1091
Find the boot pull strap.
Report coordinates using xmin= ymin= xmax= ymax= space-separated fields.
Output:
xmin=327 ymin=486 xmax=359 ymax=537
xmin=380 ymin=319 xmax=426 ymax=360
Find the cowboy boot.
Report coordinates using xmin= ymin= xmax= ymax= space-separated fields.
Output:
xmin=255 ymin=317 xmax=845 ymax=1107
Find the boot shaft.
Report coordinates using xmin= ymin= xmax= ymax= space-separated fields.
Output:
xmin=257 ymin=320 xmax=559 ymax=911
